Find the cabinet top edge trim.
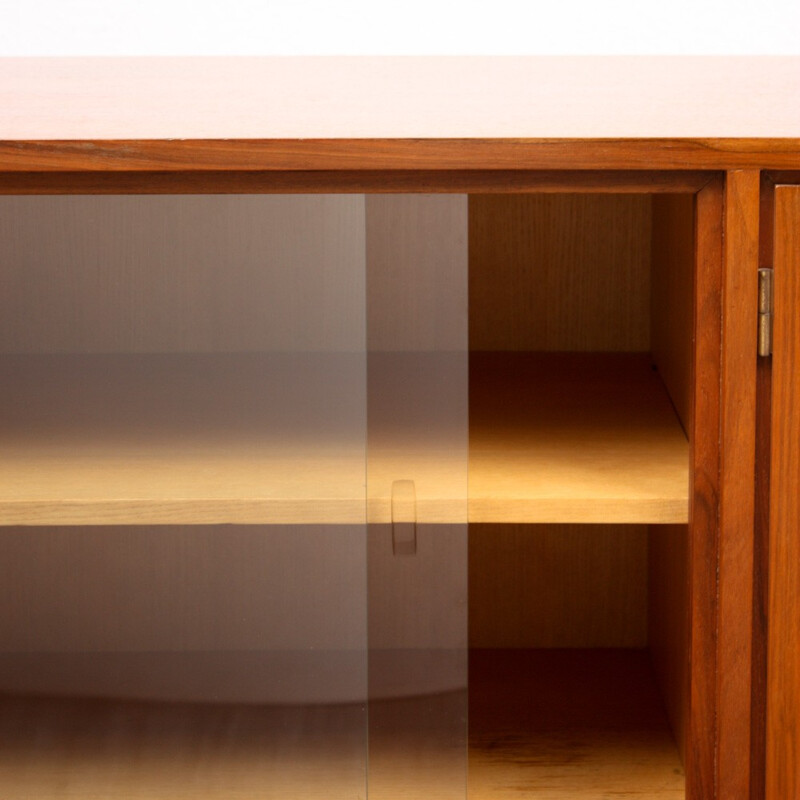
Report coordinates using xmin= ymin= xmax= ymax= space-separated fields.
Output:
xmin=1 ymin=140 xmax=800 ymax=175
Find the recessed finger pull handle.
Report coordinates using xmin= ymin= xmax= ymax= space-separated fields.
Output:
xmin=391 ymin=479 xmax=417 ymax=556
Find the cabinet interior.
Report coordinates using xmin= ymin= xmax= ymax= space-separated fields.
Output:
xmin=465 ymin=193 xmax=692 ymax=799
xmin=0 ymin=191 xmax=695 ymax=798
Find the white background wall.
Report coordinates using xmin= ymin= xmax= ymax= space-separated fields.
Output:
xmin=1 ymin=0 xmax=798 ymax=55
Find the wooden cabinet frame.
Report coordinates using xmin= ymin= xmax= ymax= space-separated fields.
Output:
xmin=2 ymin=58 xmax=800 ymax=792
xmin=0 ymin=164 xmax=751 ymax=798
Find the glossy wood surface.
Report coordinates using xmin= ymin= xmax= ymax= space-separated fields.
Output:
xmin=0 ymin=59 xmax=799 ymax=177
xmin=752 ymin=354 xmax=772 ymax=800
xmin=766 ymin=184 xmax=800 ymax=800
xmin=3 ymin=139 xmax=800 ymax=174
xmin=686 ymin=179 xmax=723 ymax=800
xmin=751 ymin=173 xmax=779 ymax=800
xmin=717 ymin=170 xmax=759 ymax=800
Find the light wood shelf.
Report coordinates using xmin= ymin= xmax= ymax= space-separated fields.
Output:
xmin=0 ymin=690 xmax=367 ymax=799
xmin=0 ymin=352 xmax=688 ymax=526
xmin=0 ymin=649 xmax=683 ymax=799
xmin=469 ymin=352 xmax=689 ymax=524
xmin=0 ymin=353 xmax=368 ymax=526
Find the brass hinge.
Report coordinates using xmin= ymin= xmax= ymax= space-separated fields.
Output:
xmin=758 ymin=268 xmax=774 ymax=357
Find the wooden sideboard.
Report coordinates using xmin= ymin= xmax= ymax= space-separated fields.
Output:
xmin=0 ymin=57 xmax=798 ymax=800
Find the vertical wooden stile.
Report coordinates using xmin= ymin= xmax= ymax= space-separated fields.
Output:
xmin=718 ymin=170 xmax=759 ymax=800
xmin=687 ymin=178 xmax=723 ymax=800
xmin=766 ymin=185 xmax=800 ymax=800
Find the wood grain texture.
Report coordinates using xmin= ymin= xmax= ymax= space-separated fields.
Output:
xmin=752 ymin=358 xmax=772 ymax=800
xmin=766 ymin=184 xmax=800 ymax=800
xmin=0 ymin=58 xmax=799 ymax=175
xmin=469 ymin=194 xmax=651 ymax=352
xmin=649 ymin=524 xmax=689 ymax=766
xmin=469 ymin=524 xmax=648 ymax=648
xmin=469 ymin=649 xmax=685 ymax=799
xmin=3 ymin=139 xmax=800 ymax=173
xmin=751 ymin=173 xmax=777 ymax=800
xmin=685 ymin=178 xmax=723 ymax=800
xmin=0 ymin=170 xmax=713 ymax=195
xmin=651 ymin=194 xmax=695 ymax=432
xmin=717 ymin=170 xmax=759 ymax=800
xmin=469 ymin=353 xmax=689 ymax=524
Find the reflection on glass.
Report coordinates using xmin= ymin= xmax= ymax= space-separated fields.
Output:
xmin=0 ymin=526 xmax=368 ymax=798
xmin=0 ymin=195 xmax=369 ymax=797
xmin=367 ymin=195 xmax=469 ymax=799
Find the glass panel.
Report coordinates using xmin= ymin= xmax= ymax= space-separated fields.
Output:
xmin=366 ymin=195 xmax=469 ymax=799
xmin=0 ymin=195 xmax=368 ymax=798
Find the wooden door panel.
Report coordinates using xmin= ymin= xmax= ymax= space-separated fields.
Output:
xmin=767 ymin=184 xmax=800 ymax=800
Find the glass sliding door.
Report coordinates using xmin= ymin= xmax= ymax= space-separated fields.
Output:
xmin=0 ymin=195 xmax=370 ymax=798
xmin=366 ymin=195 xmax=469 ymax=799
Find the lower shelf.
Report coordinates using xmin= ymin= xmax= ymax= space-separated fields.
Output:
xmin=469 ymin=649 xmax=685 ymax=799
xmin=0 ymin=693 xmax=367 ymax=799
xmin=0 ymin=649 xmax=683 ymax=799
